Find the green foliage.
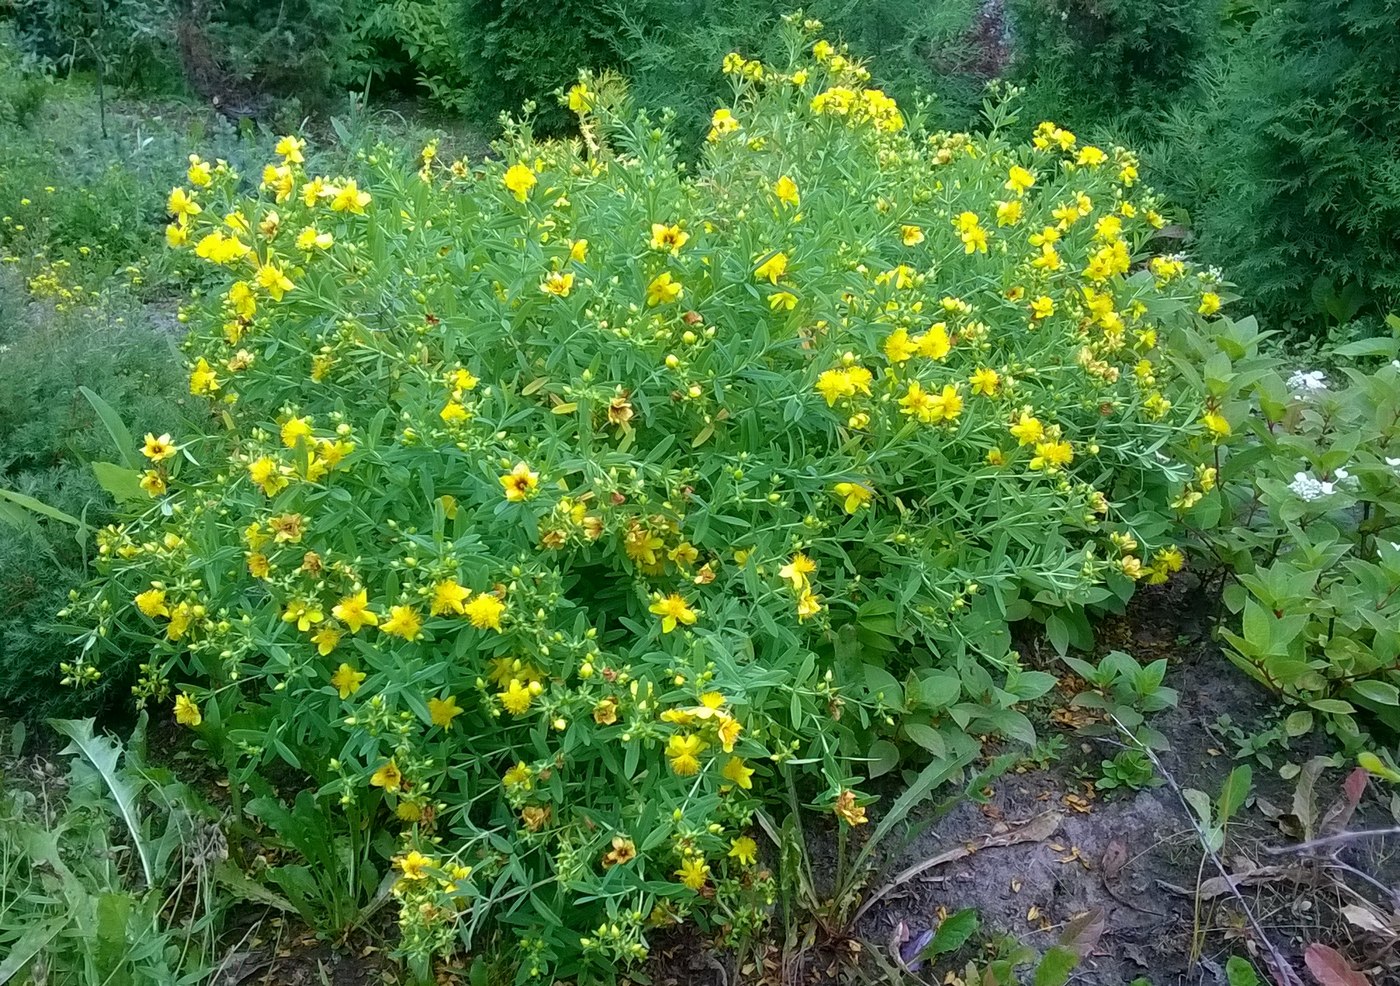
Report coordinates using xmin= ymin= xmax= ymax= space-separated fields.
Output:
xmin=1095 ymin=748 xmax=1159 ymax=791
xmin=64 ymin=24 xmax=1224 ymax=976
xmin=1004 ymin=0 xmax=1217 ymax=125
xmin=0 ymin=270 xmax=185 ymax=722
xmin=0 ymin=717 xmax=220 ymax=984
xmin=1061 ymin=650 xmax=1179 ymax=746
xmin=460 ymin=0 xmax=626 ymax=134
xmin=1200 ymin=335 xmax=1400 ymax=743
xmin=1166 ymin=0 xmax=1400 ymax=331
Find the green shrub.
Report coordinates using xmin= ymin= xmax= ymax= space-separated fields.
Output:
xmin=0 ymin=272 xmax=186 ymax=722
xmin=66 ymin=24 xmax=1223 ymax=977
xmin=1005 ymin=0 xmax=1218 ymax=126
xmin=1170 ymin=0 xmax=1400 ymax=333
xmin=1183 ymin=316 xmax=1400 ymax=745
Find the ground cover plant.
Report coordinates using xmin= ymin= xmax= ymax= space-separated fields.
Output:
xmin=52 ymin=21 xmax=1241 ymax=978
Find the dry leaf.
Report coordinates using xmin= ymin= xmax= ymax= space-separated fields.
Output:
xmin=1303 ymin=943 xmax=1371 ymax=986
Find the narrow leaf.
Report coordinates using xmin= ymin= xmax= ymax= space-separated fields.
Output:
xmin=80 ymin=385 xmax=139 ymax=469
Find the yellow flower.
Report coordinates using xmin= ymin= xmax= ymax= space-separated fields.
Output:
xmin=397 ymin=850 xmax=432 ymax=881
xmin=431 ymin=579 xmax=471 ymax=616
xmin=174 ymin=693 xmax=202 ymax=727
xmin=1029 ymin=440 xmax=1074 ymax=472
xmin=918 ymin=323 xmax=951 ymax=360
xmin=995 ymin=199 xmax=1023 ymax=226
xmin=247 ymin=457 xmax=289 ymax=497
xmin=189 ymin=357 xmax=220 ymax=396
xmin=1009 ymin=412 xmax=1045 ymax=446
xmin=228 ymin=281 xmax=256 ymax=319
xmin=381 ymin=605 xmax=423 ymax=641
xmin=194 ymin=230 xmax=251 ymax=265
xmin=722 ymin=756 xmax=754 ymax=790
xmin=166 ymin=222 xmax=189 ymax=247
xmin=463 ymin=592 xmax=506 ymax=631
xmin=1203 ymin=410 xmax=1231 ymax=439
xmin=833 ymin=481 xmax=873 ymax=514
xmin=310 ymin=625 xmax=342 ymax=655
xmin=649 ymin=223 xmax=689 ymax=254
xmin=645 ymin=272 xmax=682 ymax=306
xmin=955 ymin=211 xmax=987 ymax=253
xmin=969 ymin=367 xmax=1000 ymax=396
xmin=569 ymin=238 xmax=588 ymax=263
xmin=778 ymin=552 xmax=817 ymax=591
xmin=500 ymin=462 xmax=540 ymax=502
xmin=707 ymin=107 xmax=739 ymax=141
xmin=1076 ymin=145 xmax=1107 ymax=167
xmin=332 ymin=589 xmax=379 ymax=633
xmin=142 ymin=433 xmax=176 ymax=462
xmin=717 ymin=714 xmax=743 ymax=752
xmin=1005 ymin=165 xmax=1036 ymax=195
xmin=650 ymin=593 xmax=698 ymax=633
xmin=567 ymin=82 xmax=592 ymax=112
xmin=275 ymin=135 xmax=306 ymax=163
xmin=540 ymin=271 xmax=574 ymax=297
xmin=440 ymin=401 xmax=469 ymax=424
xmin=900 ymin=224 xmax=924 ymax=246
xmin=370 ymin=760 xmax=403 ymax=793
xmin=187 ymin=155 xmax=212 ymax=187
xmin=167 ymin=187 xmax=201 ymax=220
xmin=330 ymin=662 xmax=366 ymax=699
xmin=256 ymin=262 xmax=294 ymax=301
xmin=768 ymin=290 xmax=798 ymax=310
xmin=503 ymin=164 xmax=536 ymax=202
xmin=429 ymin=694 xmax=463 ymax=727
xmin=502 ymin=761 xmax=533 ymax=790
xmin=675 ymin=856 xmax=710 ymax=891
xmin=330 ymin=179 xmax=371 ymax=214
xmin=883 ymin=328 xmax=918 ymax=364
xmin=796 ymin=589 xmax=823 ymax=622
xmin=1030 ymin=295 xmax=1055 ymax=320
xmin=139 ymin=470 xmax=167 ymax=497
xmin=283 ymin=599 xmax=324 ymax=632
xmin=729 ymin=836 xmax=758 ymax=865
xmin=1198 ymin=292 xmax=1222 ymax=316
xmin=498 ymin=679 xmax=535 ymax=716
xmin=295 ymin=227 xmax=334 ymax=251
xmin=666 ymin=733 xmax=705 ymax=775
xmin=833 ymin=789 xmax=867 ymax=826
xmin=774 ymin=175 xmax=800 ymax=207
xmin=754 ymin=251 xmax=788 ymax=284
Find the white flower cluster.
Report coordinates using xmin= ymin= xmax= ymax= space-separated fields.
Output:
xmin=1286 ymin=369 xmax=1328 ymax=394
xmin=1288 ymin=466 xmax=1354 ymax=501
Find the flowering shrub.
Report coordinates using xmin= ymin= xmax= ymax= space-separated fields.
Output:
xmin=1183 ymin=318 xmax=1400 ymax=745
xmin=64 ymin=22 xmax=1225 ymax=977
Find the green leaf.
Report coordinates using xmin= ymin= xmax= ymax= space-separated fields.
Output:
xmin=0 ymin=915 xmax=70 ymax=983
xmin=1033 ymin=945 xmax=1079 ymax=986
xmin=48 ymin=718 xmax=152 ymax=888
xmin=1284 ymin=711 xmax=1314 ymax=737
xmin=1309 ymin=698 xmax=1355 ymax=715
xmin=903 ymin=722 xmax=947 ymax=758
xmin=0 ymin=487 xmax=83 ymax=528
xmin=917 ymin=907 xmax=979 ymax=961
xmin=1348 ymin=680 xmax=1400 ymax=708
xmin=1225 ymin=955 xmax=1261 ymax=986
xmin=1217 ymin=765 xmax=1252 ymax=824
xmin=91 ymin=461 xmax=148 ymax=505
xmin=80 ymin=385 xmax=140 ymax=470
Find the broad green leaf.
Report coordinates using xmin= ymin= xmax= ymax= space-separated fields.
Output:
xmin=48 ymin=718 xmax=153 ymax=888
xmin=1217 ymin=765 xmax=1252 ymax=824
xmin=917 ymin=907 xmax=979 ymax=961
